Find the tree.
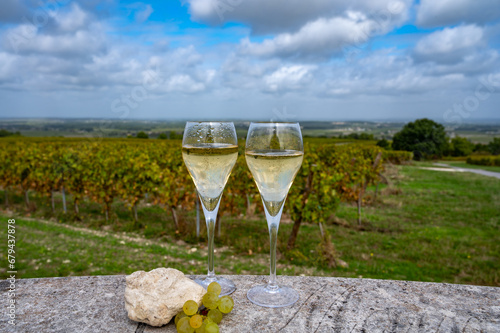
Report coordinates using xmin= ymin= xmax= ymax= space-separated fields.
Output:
xmin=0 ymin=129 xmax=21 ymax=137
xmin=169 ymin=131 xmax=183 ymax=140
xmin=136 ymin=131 xmax=149 ymax=139
xmin=392 ymin=118 xmax=448 ymax=160
xmin=474 ymin=143 xmax=489 ymax=153
xmin=449 ymin=136 xmax=474 ymax=157
xmin=345 ymin=133 xmax=374 ymax=141
xmin=376 ymin=139 xmax=390 ymax=149
xmin=158 ymin=133 xmax=168 ymax=140
xmin=488 ymin=138 xmax=500 ymax=155
xmin=359 ymin=133 xmax=374 ymax=140
xmin=346 ymin=133 xmax=359 ymax=140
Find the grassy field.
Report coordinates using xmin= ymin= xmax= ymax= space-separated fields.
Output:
xmin=440 ymin=161 xmax=500 ymax=173
xmin=1 ymin=163 xmax=499 ymax=286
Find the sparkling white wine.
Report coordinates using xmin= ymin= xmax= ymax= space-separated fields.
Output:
xmin=182 ymin=143 xmax=238 ymax=211
xmin=245 ymin=150 xmax=303 ymax=216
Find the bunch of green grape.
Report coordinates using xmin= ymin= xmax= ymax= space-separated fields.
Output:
xmin=175 ymin=282 xmax=235 ymax=333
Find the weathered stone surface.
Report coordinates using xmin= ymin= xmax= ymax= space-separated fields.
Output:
xmin=125 ymin=268 xmax=206 ymax=327
xmin=1 ymin=275 xmax=499 ymax=332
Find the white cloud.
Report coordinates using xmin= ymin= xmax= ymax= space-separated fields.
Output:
xmin=319 ymin=53 xmax=469 ymax=98
xmin=12 ymin=27 xmax=105 ymax=57
xmin=164 ymin=74 xmax=205 ymax=93
xmin=414 ymin=25 xmax=485 ymax=64
xmin=54 ymin=4 xmax=90 ymax=32
xmin=2 ymin=4 xmax=105 ymax=59
xmin=1 ymin=0 xmax=500 ymax=120
xmin=186 ymin=0 xmax=411 ymax=35
xmin=135 ymin=4 xmax=154 ymax=23
xmin=240 ymin=14 xmax=394 ymax=60
xmin=0 ymin=52 xmax=16 ymax=81
xmin=426 ymin=50 xmax=499 ymax=77
xmin=263 ymin=65 xmax=316 ymax=93
xmin=219 ymin=54 xmax=279 ymax=90
xmin=416 ymin=0 xmax=500 ymax=27
xmin=167 ymin=45 xmax=203 ymax=67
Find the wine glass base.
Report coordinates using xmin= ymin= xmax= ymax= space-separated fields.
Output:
xmin=247 ymin=284 xmax=299 ymax=308
xmin=194 ymin=276 xmax=236 ymax=296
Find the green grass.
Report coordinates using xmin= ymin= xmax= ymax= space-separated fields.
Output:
xmin=440 ymin=161 xmax=500 ymax=173
xmin=332 ymin=164 xmax=500 ymax=285
xmin=1 ymin=163 xmax=499 ymax=286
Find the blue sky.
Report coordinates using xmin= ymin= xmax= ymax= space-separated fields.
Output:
xmin=0 ymin=0 xmax=499 ymax=125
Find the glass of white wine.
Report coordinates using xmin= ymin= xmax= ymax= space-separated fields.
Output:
xmin=182 ymin=122 xmax=238 ymax=295
xmin=245 ymin=122 xmax=303 ymax=307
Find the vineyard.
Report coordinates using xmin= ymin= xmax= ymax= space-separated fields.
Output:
xmin=467 ymin=155 xmax=500 ymax=167
xmin=0 ymin=137 xmax=412 ymax=252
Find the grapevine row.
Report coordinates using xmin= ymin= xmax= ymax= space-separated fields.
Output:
xmin=0 ymin=138 xmax=410 ymax=248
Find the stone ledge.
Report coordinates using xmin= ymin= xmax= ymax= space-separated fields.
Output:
xmin=1 ymin=275 xmax=499 ymax=332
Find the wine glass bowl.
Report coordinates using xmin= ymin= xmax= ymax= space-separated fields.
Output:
xmin=182 ymin=122 xmax=238 ymax=295
xmin=245 ymin=122 xmax=303 ymax=307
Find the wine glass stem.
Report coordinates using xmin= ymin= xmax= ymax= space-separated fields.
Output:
xmin=206 ymin=217 xmax=216 ymax=280
xmin=268 ymin=224 xmax=279 ymax=291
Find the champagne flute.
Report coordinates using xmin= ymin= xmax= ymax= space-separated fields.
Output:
xmin=182 ymin=122 xmax=238 ymax=295
xmin=245 ymin=122 xmax=303 ymax=307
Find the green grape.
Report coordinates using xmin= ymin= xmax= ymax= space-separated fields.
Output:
xmin=175 ymin=311 xmax=188 ymax=326
xmin=207 ymin=309 xmax=222 ymax=324
xmin=177 ymin=317 xmax=194 ymax=333
xmin=190 ymin=314 xmax=203 ymax=329
xmin=207 ymin=282 xmax=221 ymax=296
xmin=183 ymin=300 xmax=199 ymax=316
xmin=195 ymin=321 xmax=206 ymax=333
xmin=205 ymin=322 xmax=219 ymax=333
xmin=218 ymin=295 xmax=234 ymax=314
xmin=202 ymin=292 xmax=219 ymax=310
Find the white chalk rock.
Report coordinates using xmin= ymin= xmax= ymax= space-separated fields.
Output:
xmin=124 ymin=268 xmax=206 ymax=327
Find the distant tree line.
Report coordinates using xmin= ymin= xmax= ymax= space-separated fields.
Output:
xmin=337 ymin=133 xmax=375 ymax=140
xmin=0 ymin=129 xmax=21 ymax=137
xmin=127 ymin=131 xmax=183 ymax=140
xmin=390 ymin=118 xmax=500 ymax=160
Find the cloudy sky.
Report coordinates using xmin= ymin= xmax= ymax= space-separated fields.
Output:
xmin=0 ymin=0 xmax=499 ymax=123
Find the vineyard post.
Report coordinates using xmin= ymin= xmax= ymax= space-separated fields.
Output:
xmin=171 ymin=207 xmax=179 ymax=230
xmin=133 ymin=202 xmax=138 ymax=223
xmin=24 ymin=189 xmax=30 ymax=209
xmin=357 ymin=188 xmax=363 ymax=226
xmin=74 ymin=198 xmax=79 ymax=216
xmin=246 ymin=194 xmax=251 ymax=216
xmin=51 ymin=190 xmax=55 ymax=213
xmin=105 ymin=202 xmax=110 ymax=222
xmin=61 ymin=185 xmax=67 ymax=214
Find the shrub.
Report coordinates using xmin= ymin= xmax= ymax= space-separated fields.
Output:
xmin=488 ymin=138 xmax=500 ymax=155
xmin=136 ymin=131 xmax=149 ymax=139
xmin=448 ymin=136 xmax=474 ymax=157
xmin=376 ymin=139 xmax=391 ymax=149
xmin=466 ymin=156 xmax=500 ymax=167
xmin=382 ymin=150 xmax=413 ymax=165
